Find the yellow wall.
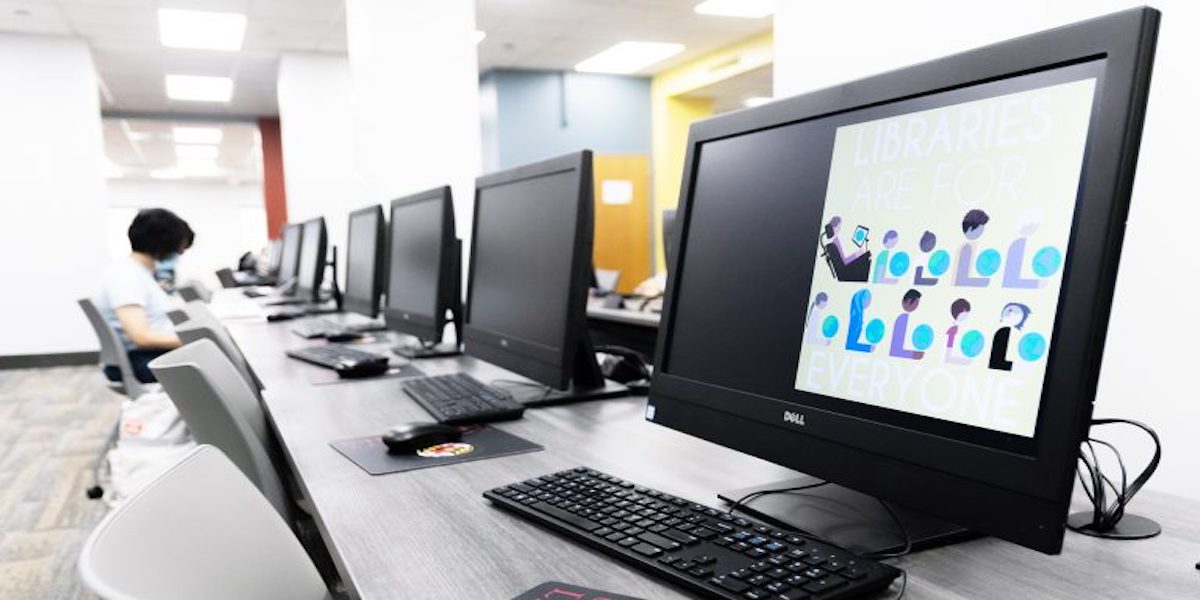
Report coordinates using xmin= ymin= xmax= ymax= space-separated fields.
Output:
xmin=650 ymin=30 xmax=774 ymax=271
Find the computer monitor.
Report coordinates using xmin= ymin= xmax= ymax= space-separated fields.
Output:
xmin=648 ymin=8 xmax=1158 ymax=556
xmin=265 ymin=239 xmax=282 ymax=277
xmin=295 ymin=217 xmax=327 ymax=303
xmin=465 ymin=150 xmax=627 ymax=404
xmin=344 ymin=205 xmax=385 ymax=318
xmin=277 ymin=223 xmax=303 ymax=288
xmin=384 ymin=186 xmax=463 ymax=358
xmin=662 ymin=209 xmax=679 ymax=272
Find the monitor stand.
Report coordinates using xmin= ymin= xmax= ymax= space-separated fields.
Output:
xmin=392 ymin=339 xmax=462 ymax=359
xmin=717 ymin=475 xmax=976 ymax=556
xmin=510 ymin=378 xmax=629 ymax=407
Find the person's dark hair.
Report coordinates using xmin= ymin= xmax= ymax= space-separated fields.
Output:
xmin=950 ymin=298 xmax=971 ymax=319
xmin=962 ymin=209 xmax=990 ymax=233
xmin=128 ymin=208 xmax=194 ymax=259
xmin=823 ymin=216 xmax=842 ymax=239
xmin=1003 ymin=302 xmax=1033 ymax=330
xmin=919 ymin=230 xmax=936 ymax=252
xmin=902 ymin=289 xmax=922 ymax=305
xmin=883 ymin=230 xmax=898 ymax=244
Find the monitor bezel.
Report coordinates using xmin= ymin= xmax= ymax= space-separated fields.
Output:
xmin=277 ymin=223 xmax=303 ymax=284
xmin=464 ymin=150 xmax=595 ymax=390
xmin=295 ymin=217 xmax=327 ymax=303
xmin=648 ymin=8 xmax=1159 ymax=554
xmin=344 ymin=204 xmax=385 ymax=318
xmin=383 ymin=186 xmax=456 ymax=342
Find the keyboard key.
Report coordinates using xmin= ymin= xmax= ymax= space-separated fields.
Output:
xmin=637 ymin=532 xmax=681 ymax=551
xmin=841 ymin=566 xmax=868 ymax=580
xmin=632 ymin=543 xmax=662 ymax=557
xmin=692 ymin=554 xmax=716 ymax=565
xmin=802 ymin=576 xmax=847 ymax=595
xmin=689 ymin=566 xmax=714 ymax=578
xmin=746 ymin=574 xmax=769 ymax=587
xmin=531 ymin=503 xmax=600 ymax=532
xmin=766 ymin=568 xmax=789 ymax=579
xmin=710 ymin=576 xmax=750 ymax=594
xmin=743 ymin=590 xmax=770 ymax=600
xmin=663 ymin=529 xmax=699 ymax=545
xmin=618 ymin=537 xmax=638 ymax=548
xmin=765 ymin=581 xmax=790 ymax=594
xmin=658 ymin=554 xmax=679 ymax=565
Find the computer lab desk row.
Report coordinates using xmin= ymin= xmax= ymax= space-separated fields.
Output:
xmin=227 ymin=315 xmax=1200 ymax=599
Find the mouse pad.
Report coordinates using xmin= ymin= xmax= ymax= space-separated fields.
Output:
xmin=305 ymin=363 xmax=425 ymax=385
xmin=330 ymin=425 xmax=542 ymax=475
xmin=512 ymin=582 xmax=644 ymax=600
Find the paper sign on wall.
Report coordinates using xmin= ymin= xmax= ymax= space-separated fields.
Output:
xmin=601 ymin=179 xmax=633 ymax=205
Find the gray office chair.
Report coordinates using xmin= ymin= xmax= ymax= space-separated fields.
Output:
xmin=175 ymin=300 xmax=265 ymax=394
xmin=149 ymin=340 xmax=289 ymax=518
xmin=77 ymin=298 xmax=146 ymax=399
xmin=78 ymin=445 xmax=330 ymax=600
xmin=177 ymin=280 xmax=212 ymax=303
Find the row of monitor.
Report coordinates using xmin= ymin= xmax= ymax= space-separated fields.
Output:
xmin=264 ymin=7 xmax=1158 ymax=558
xmin=270 ymin=152 xmax=613 ymax=397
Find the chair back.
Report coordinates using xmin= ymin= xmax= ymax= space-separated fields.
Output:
xmin=78 ymin=445 xmax=329 ymax=600
xmin=149 ymin=340 xmax=288 ymax=517
xmin=77 ymin=298 xmax=145 ymax=398
xmin=175 ymin=300 xmax=264 ymax=393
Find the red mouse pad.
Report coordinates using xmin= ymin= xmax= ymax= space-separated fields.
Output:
xmin=512 ymin=582 xmax=644 ymax=600
xmin=330 ymin=425 xmax=541 ymax=475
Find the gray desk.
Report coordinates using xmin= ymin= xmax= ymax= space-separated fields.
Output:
xmin=230 ymin=317 xmax=1200 ymax=600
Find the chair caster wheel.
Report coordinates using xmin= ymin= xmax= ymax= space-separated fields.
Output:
xmin=86 ymin=486 xmax=104 ymax=500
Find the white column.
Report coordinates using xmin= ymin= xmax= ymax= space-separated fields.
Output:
xmin=0 ymin=35 xmax=107 ymax=357
xmin=773 ymin=0 xmax=1200 ymax=497
xmin=344 ymin=0 xmax=482 ymax=252
xmin=276 ymin=52 xmax=364 ymax=264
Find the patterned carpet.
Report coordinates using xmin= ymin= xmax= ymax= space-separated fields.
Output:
xmin=0 ymin=366 xmax=121 ymax=600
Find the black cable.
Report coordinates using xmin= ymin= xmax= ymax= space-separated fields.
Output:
xmin=489 ymin=379 xmax=552 ymax=403
xmin=866 ymin=498 xmax=913 ymax=560
xmin=1072 ymin=418 xmax=1160 ymax=533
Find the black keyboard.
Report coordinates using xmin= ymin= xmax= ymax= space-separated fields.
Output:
xmin=243 ymin=288 xmax=271 ymax=298
xmin=286 ymin=344 xmax=389 ymax=369
xmin=292 ymin=318 xmax=388 ymax=339
xmin=402 ymin=373 xmax=525 ymax=424
xmin=486 ymin=467 xmax=902 ymax=600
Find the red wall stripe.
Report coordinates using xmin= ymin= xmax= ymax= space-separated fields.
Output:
xmin=258 ymin=117 xmax=288 ymax=239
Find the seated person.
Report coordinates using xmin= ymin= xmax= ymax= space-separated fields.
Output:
xmin=94 ymin=208 xmax=195 ymax=384
xmin=821 ymin=216 xmax=872 ymax=282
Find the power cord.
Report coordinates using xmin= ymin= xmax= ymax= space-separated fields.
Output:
xmin=1069 ymin=418 xmax=1161 ymax=538
xmin=489 ymin=378 xmax=553 ymax=404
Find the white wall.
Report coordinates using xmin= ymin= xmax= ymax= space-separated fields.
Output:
xmin=0 ymin=35 xmax=107 ymax=356
xmin=104 ymin=179 xmax=267 ymax=290
xmin=277 ymin=52 xmax=367 ymax=278
xmin=774 ymin=1 xmax=1200 ymax=498
xmin=344 ymin=0 xmax=482 ymax=264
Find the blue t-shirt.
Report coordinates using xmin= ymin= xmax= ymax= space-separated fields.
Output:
xmin=93 ymin=257 xmax=176 ymax=350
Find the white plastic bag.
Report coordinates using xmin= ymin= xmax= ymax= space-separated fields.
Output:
xmin=105 ymin=386 xmax=195 ymax=507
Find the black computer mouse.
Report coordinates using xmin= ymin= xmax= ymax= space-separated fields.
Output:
xmin=381 ymin=422 xmax=463 ymax=454
xmin=334 ymin=360 xmax=390 ymax=379
xmin=325 ymin=331 xmax=364 ymax=343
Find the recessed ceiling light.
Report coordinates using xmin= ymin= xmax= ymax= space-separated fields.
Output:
xmin=744 ymin=96 xmax=774 ymax=108
xmin=474 ymin=30 xmax=486 ymax=44
xmin=694 ymin=0 xmax=775 ymax=18
xmin=158 ymin=8 xmax=247 ymax=51
xmin=575 ymin=41 xmax=685 ymax=74
xmin=175 ymin=145 xmax=220 ymax=159
xmin=173 ymin=126 xmax=223 ymax=144
xmin=165 ymin=75 xmax=233 ymax=102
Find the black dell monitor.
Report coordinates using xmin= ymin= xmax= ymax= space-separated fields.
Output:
xmin=384 ymin=186 xmax=463 ymax=358
xmin=277 ymin=223 xmax=303 ymax=288
xmin=465 ymin=150 xmax=627 ymax=404
xmin=648 ymin=7 xmax=1158 ymax=556
xmin=344 ymin=205 xmax=385 ymax=318
xmin=295 ymin=217 xmax=327 ymax=303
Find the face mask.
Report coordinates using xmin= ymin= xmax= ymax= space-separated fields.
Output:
xmin=155 ymin=253 xmax=180 ymax=272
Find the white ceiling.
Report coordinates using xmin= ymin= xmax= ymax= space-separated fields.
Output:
xmin=0 ymin=0 xmax=770 ymax=116
xmin=103 ymin=118 xmax=262 ymax=181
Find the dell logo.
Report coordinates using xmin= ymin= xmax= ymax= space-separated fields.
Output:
xmin=783 ymin=411 xmax=806 ymax=426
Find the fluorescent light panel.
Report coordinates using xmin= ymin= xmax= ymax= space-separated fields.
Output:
xmin=175 ymin=145 xmax=219 ymax=159
xmin=158 ymin=9 xmax=247 ymax=51
xmin=576 ymin=41 xmax=684 ymax=74
xmin=173 ymin=126 xmax=223 ymax=144
xmin=165 ymin=75 xmax=233 ymax=102
xmin=694 ymin=0 xmax=775 ymax=18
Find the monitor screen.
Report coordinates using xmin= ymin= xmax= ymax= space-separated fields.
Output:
xmin=345 ymin=207 xmax=382 ymax=311
xmin=664 ymin=60 xmax=1103 ymax=455
xmin=297 ymin=218 xmax=325 ymax=293
xmin=387 ymin=195 xmax=443 ymax=318
xmin=469 ymin=168 xmax=579 ymax=351
xmin=266 ymin=239 xmax=282 ymax=274
xmin=277 ymin=224 xmax=302 ymax=281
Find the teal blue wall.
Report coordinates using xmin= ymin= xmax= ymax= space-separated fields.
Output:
xmin=480 ymin=69 xmax=652 ymax=172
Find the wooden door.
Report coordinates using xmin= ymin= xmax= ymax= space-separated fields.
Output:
xmin=593 ymin=154 xmax=652 ymax=294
